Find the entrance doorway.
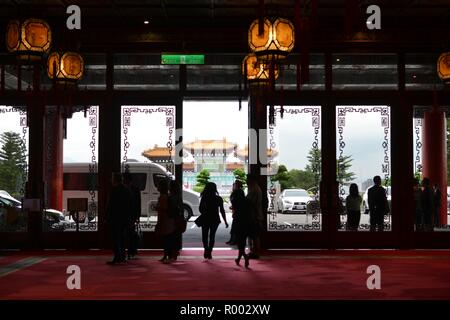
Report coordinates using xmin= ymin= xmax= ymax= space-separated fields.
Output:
xmin=182 ymin=100 xmax=248 ymax=248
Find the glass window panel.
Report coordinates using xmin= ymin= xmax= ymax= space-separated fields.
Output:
xmin=333 ymin=54 xmax=398 ymax=90
xmin=114 ymin=54 xmax=179 ymax=90
xmin=0 ymin=106 xmax=28 ymax=232
xmin=267 ymin=106 xmax=322 ymax=232
xmin=44 ymin=106 xmax=100 ymax=232
xmin=276 ymin=53 xmax=325 ymax=90
xmin=412 ymin=105 xmax=450 ymax=231
xmin=336 ymin=105 xmax=392 ymax=232
xmin=121 ymin=105 xmax=176 ymax=232
xmin=406 ymin=54 xmax=444 ymax=90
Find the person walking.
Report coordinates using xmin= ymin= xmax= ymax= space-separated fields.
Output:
xmin=246 ymin=174 xmax=263 ymax=259
xmin=226 ymin=181 xmax=241 ymax=245
xmin=345 ymin=183 xmax=362 ymax=231
xmin=368 ymin=176 xmax=388 ymax=232
xmin=169 ymin=180 xmax=184 ymax=260
xmin=155 ymin=180 xmax=176 ymax=263
xmin=105 ymin=172 xmax=132 ymax=265
xmin=123 ymin=171 xmax=141 ymax=260
xmin=230 ymin=180 xmax=251 ymax=268
xmin=198 ymin=182 xmax=228 ymax=259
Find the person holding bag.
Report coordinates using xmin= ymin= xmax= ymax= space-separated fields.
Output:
xmin=198 ymin=182 xmax=228 ymax=259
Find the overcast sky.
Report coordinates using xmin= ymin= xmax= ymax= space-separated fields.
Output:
xmin=1 ymin=103 xmax=405 ymax=188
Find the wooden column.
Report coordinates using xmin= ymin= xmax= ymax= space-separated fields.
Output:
xmin=248 ymin=86 xmax=268 ymax=247
xmin=393 ymin=52 xmax=414 ymax=248
xmin=98 ymin=52 xmax=121 ymax=248
xmin=422 ymin=105 xmax=447 ymax=226
xmin=322 ymin=52 xmax=337 ymax=249
xmin=26 ymin=64 xmax=45 ymax=248
xmin=44 ymin=107 xmax=64 ymax=211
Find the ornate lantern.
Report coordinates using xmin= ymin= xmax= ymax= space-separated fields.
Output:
xmin=437 ymin=52 xmax=450 ymax=85
xmin=47 ymin=52 xmax=84 ymax=85
xmin=6 ymin=19 xmax=52 ymax=62
xmin=242 ymin=53 xmax=279 ymax=84
xmin=248 ymin=17 xmax=295 ymax=61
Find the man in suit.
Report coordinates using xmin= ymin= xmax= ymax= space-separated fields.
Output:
xmin=368 ymin=175 xmax=388 ymax=232
xmin=106 ymin=172 xmax=132 ymax=264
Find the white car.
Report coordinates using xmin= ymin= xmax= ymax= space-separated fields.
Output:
xmin=362 ymin=186 xmax=391 ymax=214
xmin=275 ymin=188 xmax=313 ymax=214
xmin=0 ymin=190 xmax=70 ymax=231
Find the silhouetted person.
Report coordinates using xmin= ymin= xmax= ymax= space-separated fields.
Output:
xmin=433 ymin=184 xmax=442 ymax=229
xmin=368 ymin=176 xmax=388 ymax=232
xmin=247 ymin=174 xmax=263 ymax=259
xmin=155 ymin=180 xmax=176 ymax=263
xmin=230 ymin=180 xmax=251 ymax=268
xmin=169 ymin=180 xmax=184 ymax=260
xmin=123 ymin=171 xmax=141 ymax=260
xmin=106 ymin=172 xmax=132 ymax=264
xmin=199 ymin=182 xmax=228 ymax=259
xmin=413 ymin=177 xmax=423 ymax=231
xmin=346 ymin=183 xmax=362 ymax=231
xmin=226 ymin=181 xmax=242 ymax=245
xmin=421 ymin=178 xmax=434 ymax=232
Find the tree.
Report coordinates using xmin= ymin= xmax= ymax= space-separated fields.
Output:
xmin=232 ymin=168 xmax=247 ymax=188
xmin=193 ymin=168 xmax=210 ymax=193
xmin=271 ymin=165 xmax=293 ymax=190
xmin=305 ymin=148 xmax=321 ymax=187
xmin=0 ymin=132 xmax=27 ymax=198
xmin=337 ymin=155 xmax=356 ymax=185
xmin=304 ymin=147 xmax=355 ymax=186
xmin=288 ymin=169 xmax=316 ymax=193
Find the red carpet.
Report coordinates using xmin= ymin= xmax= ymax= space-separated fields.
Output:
xmin=1 ymin=250 xmax=450 ymax=300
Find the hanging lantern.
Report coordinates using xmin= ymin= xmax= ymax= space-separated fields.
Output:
xmin=6 ymin=19 xmax=52 ymax=62
xmin=242 ymin=53 xmax=279 ymax=83
xmin=248 ymin=17 xmax=295 ymax=61
xmin=47 ymin=52 xmax=84 ymax=85
xmin=437 ymin=52 xmax=450 ymax=85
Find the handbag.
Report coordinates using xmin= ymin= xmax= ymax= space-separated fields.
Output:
xmin=194 ymin=215 xmax=204 ymax=227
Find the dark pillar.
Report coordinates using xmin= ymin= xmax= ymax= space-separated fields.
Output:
xmin=422 ymin=104 xmax=448 ymax=226
xmin=26 ymin=65 xmax=45 ymax=248
xmin=248 ymin=87 xmax=268 ymax=247
xmin=323 ymin=52 xmax=337 ymax=248
xmin=44 ymin=107 xmax=64 ymax=211
xmin=98 ymin=52 xmax=121 ymax=248
xmin=393 ymin=53 xmax=414 ymax=248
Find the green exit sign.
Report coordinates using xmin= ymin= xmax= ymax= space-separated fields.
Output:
xmin=161 ymin=54 xmax=205 ymax=65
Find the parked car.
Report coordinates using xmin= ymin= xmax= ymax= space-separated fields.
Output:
xmin=362 ymin=186 xmax=392 ymax=214
xmin=63 ymin=161 xmax=200 ymax=221
xmin=0 ymin=191 xmax=70 ymax=231
xmin=274 ymin=188 xmax=314 ymax=214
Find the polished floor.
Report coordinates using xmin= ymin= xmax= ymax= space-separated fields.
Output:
xmin=0 ymin=249 xmax=450 ymax=300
